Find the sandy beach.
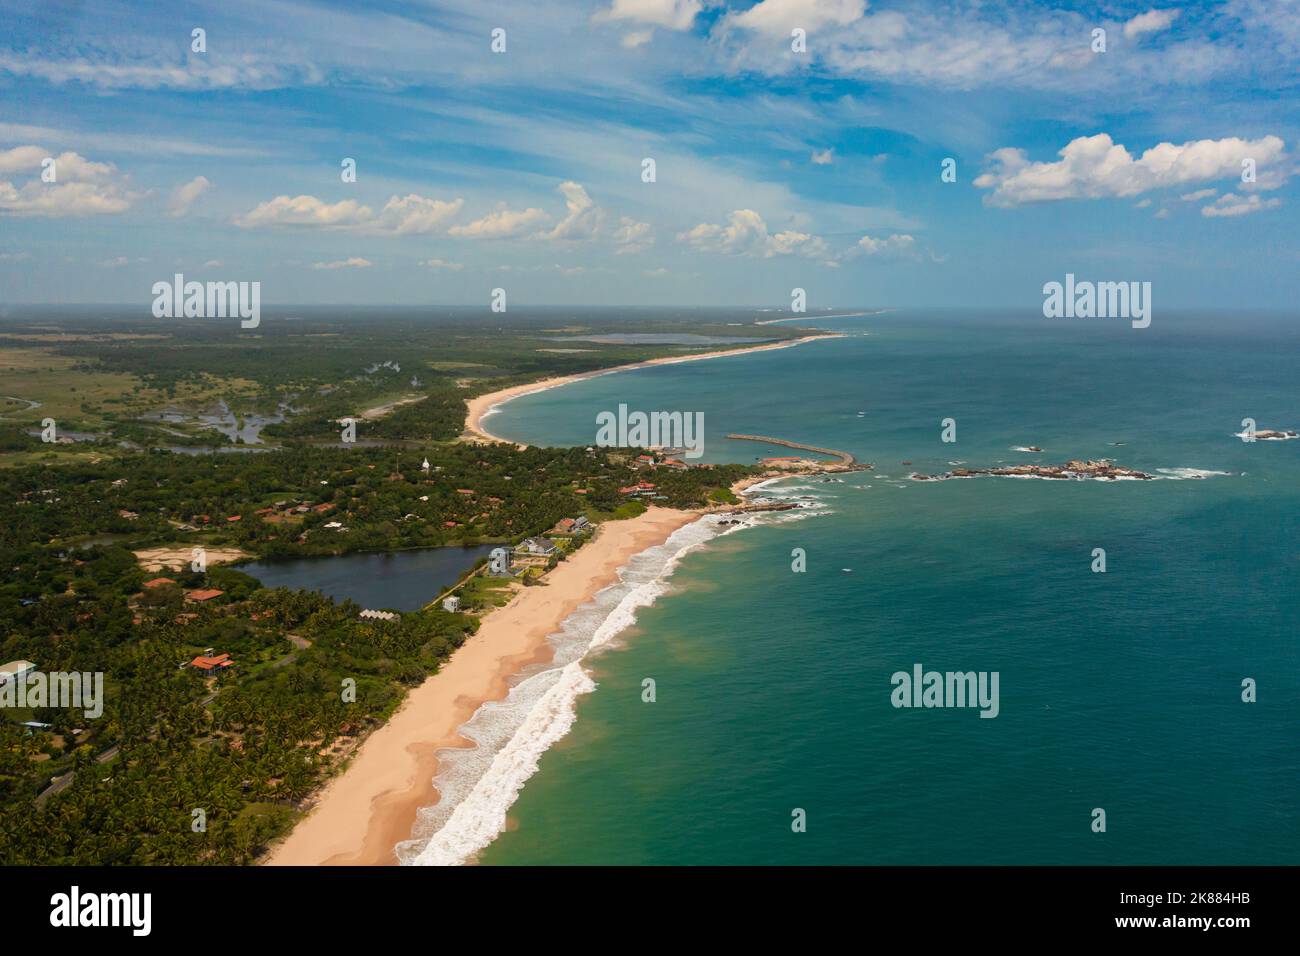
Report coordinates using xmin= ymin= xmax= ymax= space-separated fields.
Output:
xmin=462 ymin=333 xmax=843 ymax=444
xmin=264 ymin=505 xmax=701 ymax=866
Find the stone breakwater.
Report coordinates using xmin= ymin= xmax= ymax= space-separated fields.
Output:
xmin=725 ymin=433 xmax=859 ymax=468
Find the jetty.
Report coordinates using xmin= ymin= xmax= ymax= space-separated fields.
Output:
xmin=725 ymin=434 xmax=857 ymax=467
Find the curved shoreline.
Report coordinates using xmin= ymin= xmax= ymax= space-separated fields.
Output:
xmin=462 ymin=333 xmax=843 ymax=445
xmin=262 ymin=506 xmax=702 ymax=866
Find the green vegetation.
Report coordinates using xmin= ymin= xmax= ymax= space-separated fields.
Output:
xmin=0 ymin=307 xmax=771 ymax=864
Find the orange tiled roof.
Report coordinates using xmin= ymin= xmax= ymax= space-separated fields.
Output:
xmin=190 ymin=653 xmax=233 ymax=670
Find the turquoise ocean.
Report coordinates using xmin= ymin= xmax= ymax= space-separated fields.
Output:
xmin=405 ymin=309 xmax=1299 ymax=866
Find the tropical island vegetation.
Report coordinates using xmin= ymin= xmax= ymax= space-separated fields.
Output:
xmin=0 ymin=306 xmax=783 ymax=863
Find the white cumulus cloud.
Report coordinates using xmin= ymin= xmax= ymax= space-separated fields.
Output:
xmin=1201 ymin=193 xmax=1282 ymax=217
xmin=448 ymin=203 xmax=550 ymax=239
xmin=236 ymin=194 xmax=373 ymax=229
xmin=1124 ymin=9 xmax=1180 ymax=40
xmin=677 ymin=209 xmax=828 ymax=258
xmin=594 ymin=0 xmax=702 ymax=30
xmin=727 ymin=0 xmax=867 ymax=36
xmin=541 ymin=182 xmax=604 ymax=241
xmin=236 ymin=192 xmax=463 ymax=235
xmin=854 ymin=233 xmax=916 ymax=257
xmin=974 ymin=133 xmax=1287 ymax=206
xmin=0 ymin=146 xmax=139 ymax=217
xmin=612 ymin=216 xmax=654 ymax=254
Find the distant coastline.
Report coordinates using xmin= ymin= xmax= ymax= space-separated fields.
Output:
xmin=462 ymin=332 xmax=844 ymax=445
xmin=266 ymin=332 xmax=844 ymax=866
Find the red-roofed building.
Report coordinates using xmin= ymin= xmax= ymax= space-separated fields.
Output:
xmin=185 ymin=588 xmax=224 ymax=603
xmin=226 ymin=515 xmax=242 ymax=523
xmin=188 ymin=653 xmax=234 ymax=676
xmin=619 ymin=481 xmax=658 ymax=496
xmin=143 ymin=577 xmax=176 ymax=589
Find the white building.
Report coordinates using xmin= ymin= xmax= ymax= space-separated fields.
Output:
xmin=442 ymin=596 xmax=462 ymax=613
xmin=522 ymin=537 xmax=557 ymax=556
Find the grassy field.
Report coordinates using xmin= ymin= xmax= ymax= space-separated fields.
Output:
xmin=0 ymin=345 xmax=267 ymax=430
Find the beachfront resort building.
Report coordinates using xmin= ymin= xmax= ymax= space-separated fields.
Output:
xmin=619 ymin=481 xmax=658 ymax=496
xmin=550 ymin=515 xmax=592 ymax=536
xmin=522 ymin=537 xmax=558 ymax=556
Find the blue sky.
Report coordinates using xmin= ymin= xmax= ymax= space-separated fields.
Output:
xmin=1 ymin=0 xmax=1297 ymax=309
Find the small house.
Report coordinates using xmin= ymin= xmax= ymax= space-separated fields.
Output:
xmin=522 ymin=536 xmax=557 ymax=556
xmin=188 ymin=653 xmax=234 ymax=676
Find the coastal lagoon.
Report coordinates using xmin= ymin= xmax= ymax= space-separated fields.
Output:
xmin=240 ymin=545 xmax=496 ymax=612
xmin=428 ymin=309 xmax=1300 ymax=865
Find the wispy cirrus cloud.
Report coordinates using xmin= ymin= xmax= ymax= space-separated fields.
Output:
xmin=311 ymin=257 xmax=373 ymax=269
xmin=0 ymin=51 xmax=319 ymax=91
xmin=168 ymin=176 xmax=212 ymax=217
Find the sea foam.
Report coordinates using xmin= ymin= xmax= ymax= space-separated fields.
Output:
xmin=397 ymin=501 xmax=795 ymax=866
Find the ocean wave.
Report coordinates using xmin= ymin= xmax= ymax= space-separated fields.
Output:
xmin=397 ymin=510 xmax=777 ymax=866
xmin=1155 ymin=467 xmax=1233 ymax=480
